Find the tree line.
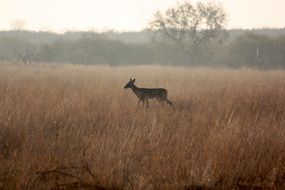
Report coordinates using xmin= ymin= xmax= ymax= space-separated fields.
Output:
xmin=1 ymin=30 xmax=285 ymax=68
xmin=0 ymin=1 xmax=285 ymax=68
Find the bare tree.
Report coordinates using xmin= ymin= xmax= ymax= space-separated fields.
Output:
xmin=10 ymin=20 xmax=27 ymax=31
xmin=148 ymin=1 xmax=227 ymax=56
xmin=14 ymin=44 xmax=36 ymax=65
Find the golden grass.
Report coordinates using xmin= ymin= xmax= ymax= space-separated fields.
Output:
xmin=0 ymin=64 xmax=285 ymax=189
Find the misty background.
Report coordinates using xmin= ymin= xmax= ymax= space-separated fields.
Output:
xmin=1 ymin=29 xmax=285 ymax=68
xmin=1 ymin=0 xmax=285 ymax=68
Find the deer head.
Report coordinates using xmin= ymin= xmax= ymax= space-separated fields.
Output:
xmin=124 ymin=78 xmax=136 ymax=89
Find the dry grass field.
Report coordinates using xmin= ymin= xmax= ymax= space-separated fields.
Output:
xmin=0 ymin=63 xmax=285 ymax=189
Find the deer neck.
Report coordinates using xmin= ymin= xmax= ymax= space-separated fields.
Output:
xmin=130 ymin=84 xmax=139 ymax=94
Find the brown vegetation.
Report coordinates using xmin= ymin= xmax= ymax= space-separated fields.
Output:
xmin=0 ymin=64 xmax=285 ymax=189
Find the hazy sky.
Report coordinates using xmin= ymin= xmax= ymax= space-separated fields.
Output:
xmin=1 ymin=0 xmax=285 ymax=32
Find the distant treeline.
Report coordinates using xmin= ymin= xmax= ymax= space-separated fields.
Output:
xmin=0 ymin=29 xmax=285 ymax=68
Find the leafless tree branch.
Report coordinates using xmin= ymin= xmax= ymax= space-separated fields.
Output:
xmin=148 ymin=1 xmax=227 ymax=58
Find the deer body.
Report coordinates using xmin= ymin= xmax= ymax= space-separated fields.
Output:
xmin=124 ymin=78 xmax=172 ymax=107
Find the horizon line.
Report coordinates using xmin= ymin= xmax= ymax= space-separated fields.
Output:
xmin=1 ymin=27 xmax=285 ymax=34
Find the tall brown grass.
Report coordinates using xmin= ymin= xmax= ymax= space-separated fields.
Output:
xmin=0 ymin=64 xmax=285 ymax=189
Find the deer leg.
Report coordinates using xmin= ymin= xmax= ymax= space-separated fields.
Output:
xmin=137 ymin=99 xmax=143 ymax=106
xmin=164 ymin=98 xmax=173 ymax=106
xmin=156 ymin=97 xmax=163 ymax=103
xmin=145 ymin=99 xmax=149 ymax=109
xmin=141 ymin=99 xmax=145 ymax=107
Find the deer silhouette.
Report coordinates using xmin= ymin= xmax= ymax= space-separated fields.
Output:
xmin=124 ymin=78 xmax=172 ymax=108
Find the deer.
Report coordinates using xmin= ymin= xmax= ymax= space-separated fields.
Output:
xmin=124 ymin=78 xmax=172 ymax=108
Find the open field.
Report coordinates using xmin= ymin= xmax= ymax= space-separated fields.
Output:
xmin=0 ymin=64 xmax=285 ymax=189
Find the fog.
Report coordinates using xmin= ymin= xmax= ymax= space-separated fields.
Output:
xmin=1 ymin=0 xmax=285 ymax=32
xmin=2 ymin=1 xmax=285 ymax=189
xmin=0 ymin=29 xmax=284 ymax=68
xmin=1 ymin=0 xmax=285 ymax=69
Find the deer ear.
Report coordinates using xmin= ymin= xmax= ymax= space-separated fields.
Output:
xmin=132 ymin=79 xmax=136 ymax=83
xmin=130 ymin=78 xmax=132 ymax=81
